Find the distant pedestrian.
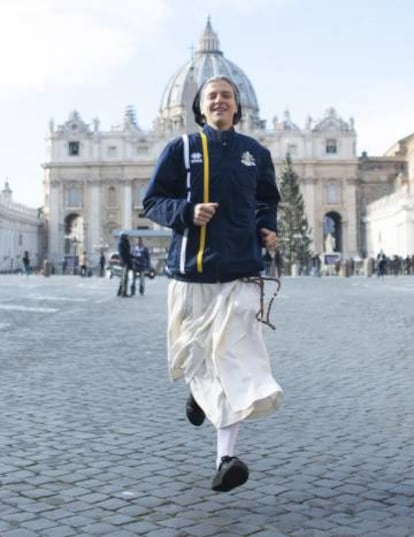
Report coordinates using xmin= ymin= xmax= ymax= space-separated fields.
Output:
xmin=117 ymin=233 xmax=132 ymax=297
xmin=79 ymin=251 xmax=88 ymax=277
xmin=377 ymin=251 xmax=386 ymax=278
xmin=131 ymin=238 xmax=150 ymax=295
xmin=99 ymin=252 xmax=106 ymax=277
xmin=22 ymin=251 xmax=30 ymax=276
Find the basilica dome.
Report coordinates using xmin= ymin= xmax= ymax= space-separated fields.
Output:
xmin=156 ymin=18 xmax=263 ymax=135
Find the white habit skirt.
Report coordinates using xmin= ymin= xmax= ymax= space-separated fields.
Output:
xmin=167 ymin=279 xmax=283 ymax=428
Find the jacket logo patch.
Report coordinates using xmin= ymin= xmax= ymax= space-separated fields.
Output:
xmin=190 ymin=152 xmax=203 ymax=164
xmin=241 ymin=151 xmax=256 ymax=166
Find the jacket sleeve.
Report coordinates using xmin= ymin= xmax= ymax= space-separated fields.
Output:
xmin=143 ymin=138 xmax=194 ymax=232
xmin=256 ymin=147 xmax=280 ymax=233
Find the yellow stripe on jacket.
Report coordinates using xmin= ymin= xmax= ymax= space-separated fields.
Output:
xmin=196 ymin=132 xmax=210 ymax=273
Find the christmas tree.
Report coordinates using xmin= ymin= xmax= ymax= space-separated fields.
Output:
xmin=277 ymin=153 xmax=312 ymax=275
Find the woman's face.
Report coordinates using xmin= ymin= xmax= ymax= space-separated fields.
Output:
xmin=200 ymin=79 xmax=238 ymax=130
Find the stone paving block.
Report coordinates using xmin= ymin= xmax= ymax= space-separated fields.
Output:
xmin=104 ymin=532 xmax=143 ymax=537
xmin=117 ymin=503 xmax=151 ymax=517
xmin=21 ymin=518 xmax=57 ymax=531
xmin=248 ymin=530 xmax=289 ymax=537
xmin=379 ymin=525 xmax=414 ymax=537
xmin=83 ymin=522 xmax=117 ymax=534
xmin=2 ymin=530 xmax=39 ymax=537
xmin=43 ymin=508 xmax=76 ymax=522
xmin=19 ymin=502 xmax=55 ymax=514
xmin=101 ymin=513 xmax=136 ymax=526
xmin=303 ymin=517 xmax=335 ymax=531
xmin=58 ymin=515 xmax=94 ymax=527
xmin=291 ymin=530 xmax=330 ymax=537
xmin=0 ymin=520 xmax=13 ymax=531
xmin=146 ymin=529 xmax=190 ymax=537
xmin=42 ymin=527 xmax=77 ymax=537
xmin=121 ymin=520 xmax=160 ymax=534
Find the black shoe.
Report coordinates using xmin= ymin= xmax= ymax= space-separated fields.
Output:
xmin=186 ymin=393 xmax=205 ymax=426
xmin=212 ymin=456 xmax=249 ymax=492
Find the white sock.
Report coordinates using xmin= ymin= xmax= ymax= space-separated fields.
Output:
xmin=216 ymin=422 xmax=240 ymax=469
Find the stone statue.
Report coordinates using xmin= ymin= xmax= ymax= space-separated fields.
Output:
xmin=324 ymin=232 xmax=336 ymax=253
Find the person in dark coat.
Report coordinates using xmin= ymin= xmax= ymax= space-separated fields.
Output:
xmin=117 ymin=233 xmax=132 ymax=297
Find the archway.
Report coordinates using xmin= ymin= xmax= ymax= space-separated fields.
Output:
xmin=323 ymin=211 xmax=342 ymax=253
xmin=64 ymin=213 xmax=84 ymax=273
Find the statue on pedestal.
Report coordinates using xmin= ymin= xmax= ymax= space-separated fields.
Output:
xmin=324 ymin=232 xmax=336 ymax=253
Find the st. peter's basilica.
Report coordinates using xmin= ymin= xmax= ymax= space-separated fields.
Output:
xmin=40 ymin=18 xmax=413 ymax=271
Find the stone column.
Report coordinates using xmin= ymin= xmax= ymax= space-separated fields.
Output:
xmin=345 ymin=177 xmax=358 ymax=257
xmin=87 ymin=179 xmax=101 ymax=262
xmin=122 ymin=181 xmax=132 ymax=230
xmin=48 ymin=179 xmax=62 ymax=265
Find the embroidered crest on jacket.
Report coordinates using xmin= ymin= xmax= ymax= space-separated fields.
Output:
xmin=190 ymin=152 xmax=203 ymax=164
xmin=241 ymin=151 xmax=256 ymax=166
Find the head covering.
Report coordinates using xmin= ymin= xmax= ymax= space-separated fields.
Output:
xmin=192 ymin=75 xmax=242 ymax=127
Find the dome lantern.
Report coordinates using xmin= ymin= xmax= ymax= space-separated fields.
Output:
xmin=198 ymin=16 xmax=222 ymax=54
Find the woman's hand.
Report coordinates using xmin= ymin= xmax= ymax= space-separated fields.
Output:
xmin=260 ymin=228 xmax=278 ymax=249
xmin=193 ymin=202 xmax=219 ymax=226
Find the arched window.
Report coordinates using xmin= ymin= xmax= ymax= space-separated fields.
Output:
xmin=326 ymin=139 xmax=337 ymax=154
xmin=108 ymin=187 xmax=117 ymax=208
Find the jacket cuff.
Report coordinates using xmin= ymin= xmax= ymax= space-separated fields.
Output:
xmin=183 ymin=202 xmax=195 ymax=227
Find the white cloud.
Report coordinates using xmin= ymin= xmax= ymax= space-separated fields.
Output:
xmin=0 ymin=0 xmax=170 ymax=93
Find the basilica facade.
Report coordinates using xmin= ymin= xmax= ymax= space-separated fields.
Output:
xmin=42 ymin=19 xmax=410 ymax=270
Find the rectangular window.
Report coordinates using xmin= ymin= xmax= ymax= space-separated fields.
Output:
xmin=327 ymin=183 xmax=338 ymax=204
xmin=137 ymin=145 xmax=149 ymax=155
xmin=107 ymin=145 xmax=117 ymax=157
xmin=326 ymin=139 xmax=337 ymax=154
xmin=66 ymin=187 xmax=81 ymax=207
xmin=108 ymin=187 xmax=117 ymax=208
xmin=68 ymin=141 xmax=80 ymax=156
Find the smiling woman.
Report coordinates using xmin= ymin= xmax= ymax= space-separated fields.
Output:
xmin=196 ymin=76 xmax=241 ymax=130
xmin=143 ymin=73 xmax=283 ymax=493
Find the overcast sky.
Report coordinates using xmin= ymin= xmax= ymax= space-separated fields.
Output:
xmin=1 ymin=0 xmax=413 ymax=207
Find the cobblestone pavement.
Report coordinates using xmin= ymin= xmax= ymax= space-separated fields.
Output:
xmin=0 ymin=273 xmax=413 ymax=537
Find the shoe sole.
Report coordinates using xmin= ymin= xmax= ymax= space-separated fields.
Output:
xmin=212 ymin=462 xmax=249 ymax=492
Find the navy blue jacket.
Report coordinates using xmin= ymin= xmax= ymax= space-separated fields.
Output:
xmin=143 ymin=125 xmax=279 ymax=283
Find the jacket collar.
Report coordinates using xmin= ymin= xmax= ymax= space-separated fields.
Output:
xmin=202 ymin=124 xmax=235 ymax=143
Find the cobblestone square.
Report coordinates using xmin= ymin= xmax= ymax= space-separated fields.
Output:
xmin=0 ymin=274 xmax=413 ymax=536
